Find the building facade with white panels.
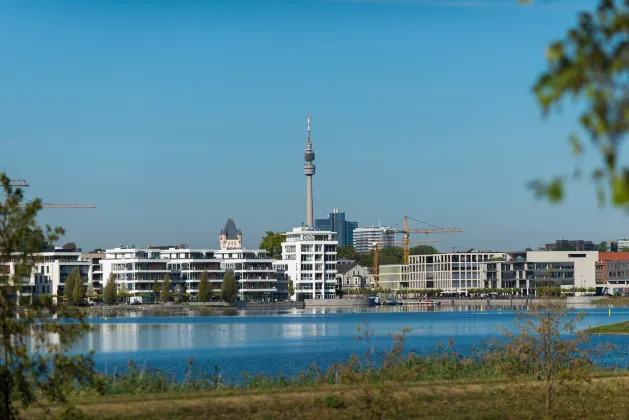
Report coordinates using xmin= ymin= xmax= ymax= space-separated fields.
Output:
xmin=525 ymin=251 xmax=599 ymax=289
xmin=161 ymin=248 xmax=223 ymax=296
xmin=408 ymin=252 xmax=507 ymax=293
xmin=352 ymin=227 xmax=395 ymax=253
xmin=215 ymin=249 xmax=288 ymax=302
xmin=100 ymin=248 xmax=173 ymax=296
xmin=281 ymin=227 xmax=338 ymax=301
xmin=80 ymin=252 xmax=105 ymax=293
xmin=2 ymin=249 xmax=90 ymax=299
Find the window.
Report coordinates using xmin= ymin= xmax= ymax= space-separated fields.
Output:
xmin=568 ymin=254 xmax=586 ymax=258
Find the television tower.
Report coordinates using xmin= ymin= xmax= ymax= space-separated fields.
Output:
xmin=304 ymin=114 xmax=315 ymax=227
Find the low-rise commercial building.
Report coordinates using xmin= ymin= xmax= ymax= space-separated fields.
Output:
xmin=526 ymin=251 xmax=598 ymax=289
xmin=481 ymin=258 xmax=575 ymax=296
xmin=408 ymin=252 xmax=507 ymax=293
xmin=378 ymin=264 xmax=409 ymax=291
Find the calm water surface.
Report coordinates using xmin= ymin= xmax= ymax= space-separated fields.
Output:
xmin=69 ymin=306 xmax=629 ymax=379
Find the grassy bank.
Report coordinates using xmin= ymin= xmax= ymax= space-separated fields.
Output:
xmin=582 ymin=320 xmax=629 ymax=334
xmin=592 ymin=297 xmax=629 ymax=306
xmin=23 ymin=375 xmax=629 ymax=419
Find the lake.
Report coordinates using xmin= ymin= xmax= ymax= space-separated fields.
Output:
xmin=69 ymin=306 xmax=629 ymax=380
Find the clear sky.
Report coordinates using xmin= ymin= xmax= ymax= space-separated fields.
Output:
xmin=0 ymin=0 xmax=620 ymax=252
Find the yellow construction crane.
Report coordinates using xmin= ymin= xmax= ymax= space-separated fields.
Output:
xmin=372 ymin=239 xmax=443 ymax=290
xmin=6 ymin=177 xmax=96 ymax=209
xmin=387 ymin=216 xmax=463 ymax=265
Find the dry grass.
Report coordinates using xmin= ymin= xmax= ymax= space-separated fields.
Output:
xmin=22 ymin=375 xmax=629 ymax=420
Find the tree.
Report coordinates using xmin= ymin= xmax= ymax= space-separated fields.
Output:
xmin=620 ymin=247 xmax=629 ymax=252
xmin=527 ymin=0 xmax=629 ymax=207
xmin=86 ymin=282 xmax=96 ymax=298
xmin=221 ymin=270 xmax=239 ymax=304
xmin=64 ymin=267 xmax=78 ymax=305
xmin=288 ymin=280 xmax=295 ymax=298
xmin=259 ymin=231 xmax=284 ymax=259
xmin=0 ymin=173 xmax=99 ymax=418
xmin=103 ymin=273 xmax=117 ymax=305
xmin=17 ymin=227 xmax=48 ymax=253
xmin=152 ymin=281 xmax=160 ymax=304
xmin=493 ymin=300 xmax=601 ymax=416
xmin=117 ymin=283 xmax=130 ymax=301
xmin=174 ymin=284 xmax=184 ymax=304
xmin=597 ymin=241 xmax=609 ymax=252
xmin=197 ymin=270 xmax=210 ymax=303
xmin=160 ymin=274 xmax=171 ymax=303
xmin=337 ymin=245 xmax=358 ymax=260
xmin=62 ymin=242 xmax=77 ymax=251
xmin=525 ymin=247 xmax=533 ymax=251
xmin=554 ymin=243 xmax=576 ymax=252
xmin=72 ymin=272 xmax=85 ymax=305
xmin=409 ymin=245 xmax=439 ymax=255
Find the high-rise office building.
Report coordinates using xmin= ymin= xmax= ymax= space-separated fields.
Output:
xmin=315 ymin=209 xmax=357 ymax=247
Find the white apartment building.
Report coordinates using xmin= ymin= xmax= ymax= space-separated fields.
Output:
xmin=409 ymin=252 xmax=507 ymax=293
xmin=161 ymin=248 xmax=223 ymax=296
xmin=100 ymin=247 xmax=172 ymax=296
xmin=100 ymin=246 xmax=288 ymax=302
xmin=281 ymin=227 xmax=338 ymax=301
xmin=216 ymin=249 xmax=288 ymax=302
xmin=2 ymin=249 xmax=90 ymax=299
xmin=80 ymin=252 xmax=104 ymax=293
xmin=353 ymin=226 xmax=395 ymax=253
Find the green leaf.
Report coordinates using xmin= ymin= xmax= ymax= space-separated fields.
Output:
xmin=547 ymin=179 xmax=564 ymax=203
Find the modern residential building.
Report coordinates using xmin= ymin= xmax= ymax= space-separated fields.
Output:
xmin=219 ymin=219 xmax=243 ymax=250
xmin=161 ymin=248 xmax=222 ymax=296
xmin=315 ymin=209 xmax=358 ymax=247
xmin=480 ymin=258 xmax=575 ymax=295
xmin=1 ymin=248 xmax=91 ymax=300
xmin=216 ymin=248 xmax=288 ymax=302
xmin=336 ymin=263 xmax=370 ymax=291
xmin=281 ymin=227 xmax=338 ymax=301
xmin=526 ymin=251 xmax=599 ymax=289
xmin=353 ymin=226 xmax=395 ymax=253
xmin=544 ymin=239 xmax=596 ymax=251
xmin=408 ymin=252 xmax=507 ymax=293
xmin=100 ymin=247 xmax=172 ymax=296
xmin=378 ymin=264 xmax=409 ymax=291
xmin=80 ymin=252 xmax=105 ymax=293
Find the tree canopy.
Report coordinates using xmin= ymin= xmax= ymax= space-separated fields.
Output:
xmin=0 ymin=173 xmax=99 ymax=418
xmin=221 ymin=270 xmax=239 ymax=304
xmin=160 ymin=274 xmax=171 ymax=303
xmin=64 ymin=267 xmax=78 ymax=305
xmin=103 ymin=274 xmax=117 ymax=305
xmin=197 ymin=270 xmax=211 ymax=303
xmin=527 ymin=0 xmax=629 ymax=208
xmin=259 ymin=231 xmax=284 ymax=259
xmin=409 ymin=245 xmax=440 ymax=255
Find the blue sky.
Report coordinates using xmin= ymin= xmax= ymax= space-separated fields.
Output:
xmin=0 ymin=0 xmax=619 ymax=251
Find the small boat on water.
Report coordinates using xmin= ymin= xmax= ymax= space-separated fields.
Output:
xmin=417 ymin=300 xmax=441 ymax=306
